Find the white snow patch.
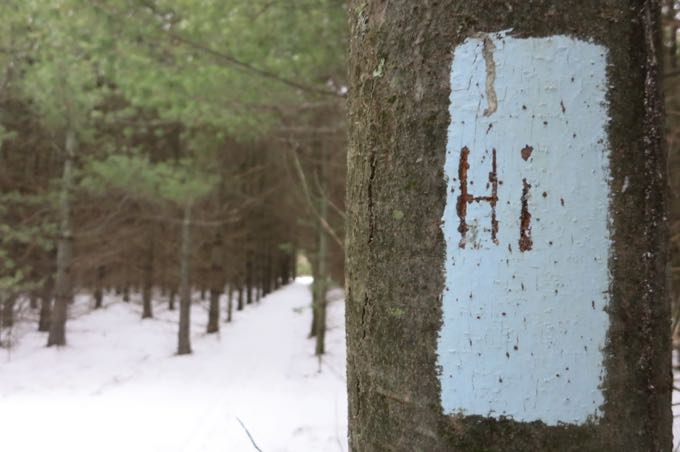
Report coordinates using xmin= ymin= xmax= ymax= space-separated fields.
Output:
xmin=0 ymin=280 xmax=347 ymax=452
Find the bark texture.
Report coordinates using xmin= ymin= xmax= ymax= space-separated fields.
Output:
xmin=142 ymin=230 xmax=155 ymax=319
xmin=48 ymin=129 xmax=76 ymax=347
xmin=177 ymin=203 xmax=192 ymax=355
xmin=168 ymin=288 xmax=176 ymax=311
xmin=309 ymin=254 xmax=319 ymax=338
xmin=207 ymin=290 xmax=220 ymax=333
xmin=226 ymin=286 xmax=233 ymax=323
xmin=237 ymin=284 xmax=244 ymax=311
xmin=346 ymin=1 xmax=670 ymax=451
xmin=38 ymin=275 xmax=54 ymax=332
xmin=315 ymin=147 xmax=329 ymax=356
xmin=1 ymin=295 xmax=17 ymax=329
xmin=94 ymin=265 xmax=105 ymax=309
xmin=246 ymin=257 xmax=253 ymax=305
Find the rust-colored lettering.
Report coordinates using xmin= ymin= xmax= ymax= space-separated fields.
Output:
xmin=456 ymin=147 xmax=498 ymax=248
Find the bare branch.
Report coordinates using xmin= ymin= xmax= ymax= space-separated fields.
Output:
xmin=90 ymin=0 xmax=344 ymax=99
xmin=235 ymin=417 xmax=263 ymax=452
xmin=291 ymin=148 xmax=344 ymax=249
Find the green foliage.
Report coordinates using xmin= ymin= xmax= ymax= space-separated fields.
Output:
xmin=0 ymin=125 xmax=16 ymax=147
xmin=0 ymin=192 xmax=56 ymax=296
xmin=0 ymin=0 xmax=346 ymax=298
xmin=82 ymin=154 xmax=218 ymax=206
xmin=0 ymin=272 xmax=26 ymax=293
xmin=278 ymin=242 xmax=295 ymax=254
xmin=87 ymin=0 xmax=345 ymax=134
xmin=16 ymin=0 xmax=114 ymax=132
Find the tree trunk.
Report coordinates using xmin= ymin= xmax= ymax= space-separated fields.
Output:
xmin=142 ymin=229 xmax=155 ymax=319
xmin=282 ymin=251 xmax=291 ymax=284
xmin=38 ymin=275 xmax=54 ymax=332
xmin=309 ymin=258 xmax=319 ymax=338
xmin=207 ymin=235 xmax=224 ymax=333
xmin=253 ymin=252 xmax=264 ymax=302
xmin=256 ymin=277 xmax=262 ymax=302
xmin=291 ymin=247 xmax=297 ymax=281
xmin=254 ymin=256 xmax=262 ymax=302
xmin=237 ymin=283 xmax=244 ymax=311
xmin=346 ymin=1 xmax=670 ymax=451
xmin=177 ymin=203 xmax=192 ymax=355
xmin=226 ymin=286 xmax=233 ymax=323
xmin=206 ymin=232 xmax=223 ymax=334
xmin=169 ymin=288 xmax=176 ymax=311
xmin=48 ymin=129 xmax=76 ymax=347
xmin=272 ymin=252 xmax=278 ymax=291
xmin=314 ymin=147 xmax=329 ymax=356
xmin=207 ymin=290 xmax=220 ymax=333
xmin=1 ymin=295 xmax=17 ymax=329
xmin=94 ymin=265 xmax=105 ymax=309
xmin=246 ymin=257 xmax=253 ymax=305
xmin=263 ymin=248 xmax=272 ymax=296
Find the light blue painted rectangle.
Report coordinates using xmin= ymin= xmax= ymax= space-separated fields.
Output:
xmin=438 ymin=31 xmax=611 ymax=425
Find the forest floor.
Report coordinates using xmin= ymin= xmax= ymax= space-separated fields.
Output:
xmin=0 ymin=278 xmax=348 ymax=452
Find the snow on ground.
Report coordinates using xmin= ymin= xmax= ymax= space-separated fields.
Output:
xmin=0 ymin=278 xmax=348 ymax=452
xmin=7 ymin=278 xmax=680 ymax=450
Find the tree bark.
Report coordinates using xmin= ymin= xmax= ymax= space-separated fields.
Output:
xmin=226 ymin=286 xmax=233 ymax=323
xmin=346 ymin=1 xmax=670 ymax=450
xmin=206 ymin=232 xmax=223 ymax=334
xmin=94 ymin=265 xmax=105 ymax=309
xmin=314 ymin=147 xmax=329 ymax=356
xmin=246 ymin=257 xmax=253 ymax=305
xmin=142 ymin=229 xmax=155 ymax=319
xmin=254 ymin=255 xmax=262 ymax=302
xmin=207 ymin=289 xmax=220 ymax=333
xmin=291 ymin=247 xmax=297 ymax=281
xmin=38 ymin=275 xmax=54 ymax=332
xmin=168 ymin=288 xmax=176 ymax=311
xmin=1 ymin=294 xmax=17 ymax=329
xmin=177 ymin=203 xmax=193 ymax=355
xmin=263 ymin=248 xmax=272 ymax=296
xmin=237 ymin=282 xmax=244 ymax=311
xmin=282 ymin=251 xmax=291 ymax=284
xmin=309 ymin=257 xmax=318 ymax=338
xmin=48 ymin=128 xmax=76 ymax=347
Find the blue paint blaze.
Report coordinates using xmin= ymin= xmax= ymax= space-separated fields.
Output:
xmin=439 ymin=32 xmax=611 ymax=425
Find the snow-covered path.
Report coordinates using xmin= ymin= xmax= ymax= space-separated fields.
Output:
xmin=0 ymin=279 xmax=348 ymax=452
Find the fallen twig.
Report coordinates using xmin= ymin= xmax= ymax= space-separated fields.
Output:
xmin=236 ymin=417 xmax=263 ymax=452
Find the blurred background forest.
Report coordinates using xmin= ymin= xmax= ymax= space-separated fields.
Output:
xmin=0 ymin=0 xmax=347 ymax=354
